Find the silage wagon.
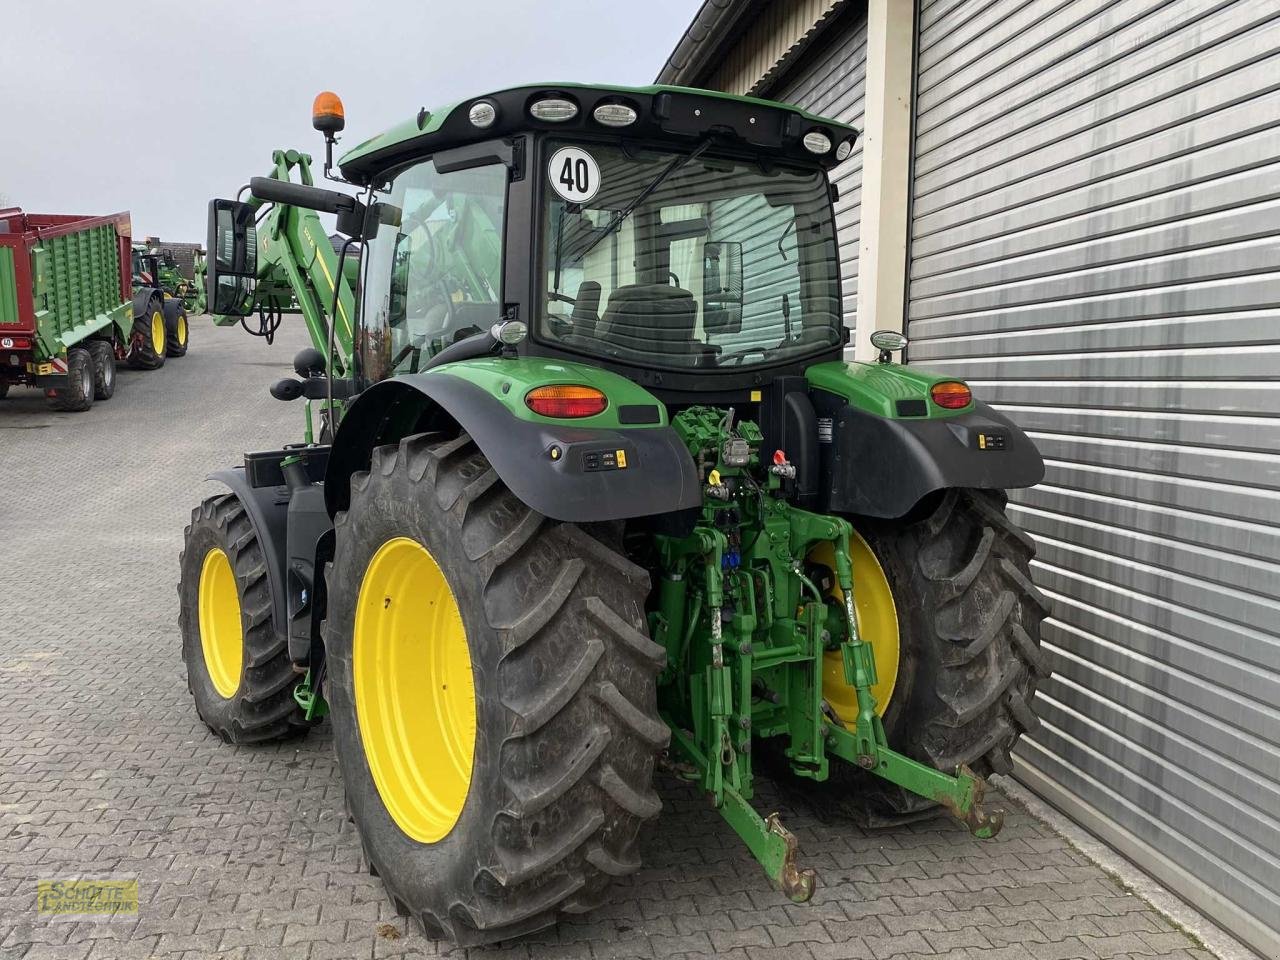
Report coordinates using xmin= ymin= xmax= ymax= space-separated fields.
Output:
xmin=0 ymin=208 xmax=172 ymax=410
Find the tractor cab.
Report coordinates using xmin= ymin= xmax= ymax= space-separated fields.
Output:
xmin=346 ymin=86 xmax=856 ymax=401
xmin=208 ymin=84 xmax=857 ymax=402
xmin=131 ymin=246 xmax=161 ymax=288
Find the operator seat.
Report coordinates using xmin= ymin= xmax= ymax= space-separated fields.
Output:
xmin=569 ymin=280 xmax=602 ymax=339
xmin=599 ymin=283 xmax=700 ymax=360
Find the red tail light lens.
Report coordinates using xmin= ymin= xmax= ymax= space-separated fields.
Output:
xmin=930 ymin=381 xmax=972 ymax=410
xmin=525 ymin=385 xmax=608 ymax=419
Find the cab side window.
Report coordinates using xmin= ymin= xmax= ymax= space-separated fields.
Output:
xmin=361 ymin=160 xmax=507 ymax=382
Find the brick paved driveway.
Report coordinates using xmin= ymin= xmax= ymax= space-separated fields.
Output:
xmin=0 ymin=318 xmax=1213 ymax=960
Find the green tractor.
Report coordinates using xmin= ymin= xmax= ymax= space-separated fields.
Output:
xmin=182 ymin=85 xmax=1049 ymax=944
xmin=130 ymin=245 xmax=191 ymax=360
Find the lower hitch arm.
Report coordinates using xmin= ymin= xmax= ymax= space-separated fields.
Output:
xmin=827 ymin=529 xmax=1004 ymax=838
xmin=829 ymin=607 xmax=1004 ymax=838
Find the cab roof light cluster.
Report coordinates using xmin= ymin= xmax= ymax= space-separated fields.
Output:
xmin=529 ymin=97 xmax=579 ymax=122
xmin=802 ymin=130 xmax=832 ymax=154
xmin=525 ymin=384 xmax=607 ymax=418
xmin=468 ymin=100 xmax=497 ymax=128
xmin=592 ymin=102 xmax=638 ymax=127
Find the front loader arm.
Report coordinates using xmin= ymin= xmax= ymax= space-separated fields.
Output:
xmin=213 ymin=149 xmax=358 ymax=376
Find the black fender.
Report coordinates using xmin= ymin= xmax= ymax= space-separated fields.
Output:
xmin=208 ymin=467 xmax=290 ymax=645
xmin=325 ymin=373 xmax=703 ymax=522
xmin=813 ymin=395 xmax=1045 ymax=519
xmin=131 ymin=286 xmax=162 ymax=320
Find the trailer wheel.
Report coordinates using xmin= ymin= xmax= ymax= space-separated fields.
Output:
xmin=165 ymin=301 xmax=189 ymax=357
xmin=127 ymin=295 xmax=167 ymax=369
xmin=178 ymin=492 xmax=315 ymax=743
xmin=325 ymin=432 xmax=666 ymax=945
xmin=0 ymin=379 xmax=8 ymax=399
xmin=47 ymin=347 xmax=95 ymax=412
xmin=812 ymin=489 xmax=1051 ymax=826
xmin=87 ymin=341 xmax=116 ymax=400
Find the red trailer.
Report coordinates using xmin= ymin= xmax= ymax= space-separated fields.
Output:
xmin=0 ymin=208 xmax=170 ymax=411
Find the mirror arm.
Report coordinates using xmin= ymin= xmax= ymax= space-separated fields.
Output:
xmin=248 ymin=176 xmax=396 ymax=241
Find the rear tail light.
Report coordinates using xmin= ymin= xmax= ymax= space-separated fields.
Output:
xmin=525 ymin=385 xmax=607 ymax=419
xmin=930 ymin=381 xmax=972 ymax=409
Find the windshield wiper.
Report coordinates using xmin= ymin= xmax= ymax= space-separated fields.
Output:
xmin=573 ymin=137 xmax=717 ymax=265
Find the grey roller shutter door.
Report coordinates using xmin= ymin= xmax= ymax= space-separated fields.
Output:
xmin=907 ymin=1 xmax=1280 ymax=954
xmin=773 ymin=11 xmax=869 ymax=345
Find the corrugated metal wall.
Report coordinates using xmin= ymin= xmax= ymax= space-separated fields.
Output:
xmin=705 ymin=0 xmax=843 ymax=96
xmin=772 ymin=9 xmax=869 ymax=344
xmin=905 ymin=0 xmax=1280 ymax=952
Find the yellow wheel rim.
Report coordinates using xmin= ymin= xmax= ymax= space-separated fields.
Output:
xmin=198 ymin=547 xmax=243 ymax=698
xmin=151 ymin=310 xmax=165 ymax=354
xmin=354 ymin=537 xmax=476 ymax=843
xmin=177 ymin=315 xmax=188 ymax=346
xmin=813 ymin=531 xmax=900 ymax=722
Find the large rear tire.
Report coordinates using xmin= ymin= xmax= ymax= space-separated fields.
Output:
xmin=178 ymin=493 xmax=314 ymax=743
xmin=815 ymin=489 xmax=1051 ymax=825
xmin=127 ymin=295 xmax=167 ymax=370
xmin=164 ymin=300 xmax=189 ymax=357
xmin=325 ymin=432 xmax=667 ymax=945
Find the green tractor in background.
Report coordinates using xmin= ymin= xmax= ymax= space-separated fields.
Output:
xmin=130 ymin=245 xmax=190 ymax=361
xmin=182 ymin=85 xmax=1049 ymax=945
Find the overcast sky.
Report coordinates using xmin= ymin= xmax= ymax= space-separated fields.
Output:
xmin=2 ymin=1 xmax=697 ymax=241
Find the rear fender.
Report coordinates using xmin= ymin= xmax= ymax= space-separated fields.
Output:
xmin=325 ymin=363 xmax=702 ymax=522
xmin=132 ymin=287 xmax=161 ymax=320
xmin=808 ymin=360 xmax=1044 ymax=518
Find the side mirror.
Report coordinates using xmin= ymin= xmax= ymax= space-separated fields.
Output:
xmin=205 ymin=198 xmax=258 ymax=317
xmin=702 ymin=240 xmax=744 ymax=335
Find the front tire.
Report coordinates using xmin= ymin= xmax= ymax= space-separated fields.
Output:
xmin=818 ymin=489 xmax=1051 ymax=825
xmin=325 ymin=432 xmax=667 ymax=945
xmin=178 ymin=493 xmax=314 ymax=743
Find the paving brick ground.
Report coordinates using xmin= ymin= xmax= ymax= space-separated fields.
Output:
xmin=0 ymin=317 xmax=1215 ymax=960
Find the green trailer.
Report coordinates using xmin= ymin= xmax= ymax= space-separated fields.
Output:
xmin=0 ymin=208 xmax=173 ymax=410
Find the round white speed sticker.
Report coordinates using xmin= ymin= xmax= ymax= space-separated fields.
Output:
xmin=548 ymin=146 xmax=600 ymax=204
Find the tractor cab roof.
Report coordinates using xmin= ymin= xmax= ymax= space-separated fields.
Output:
xmin=337 ymin=82 xmax=857 ymax=185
